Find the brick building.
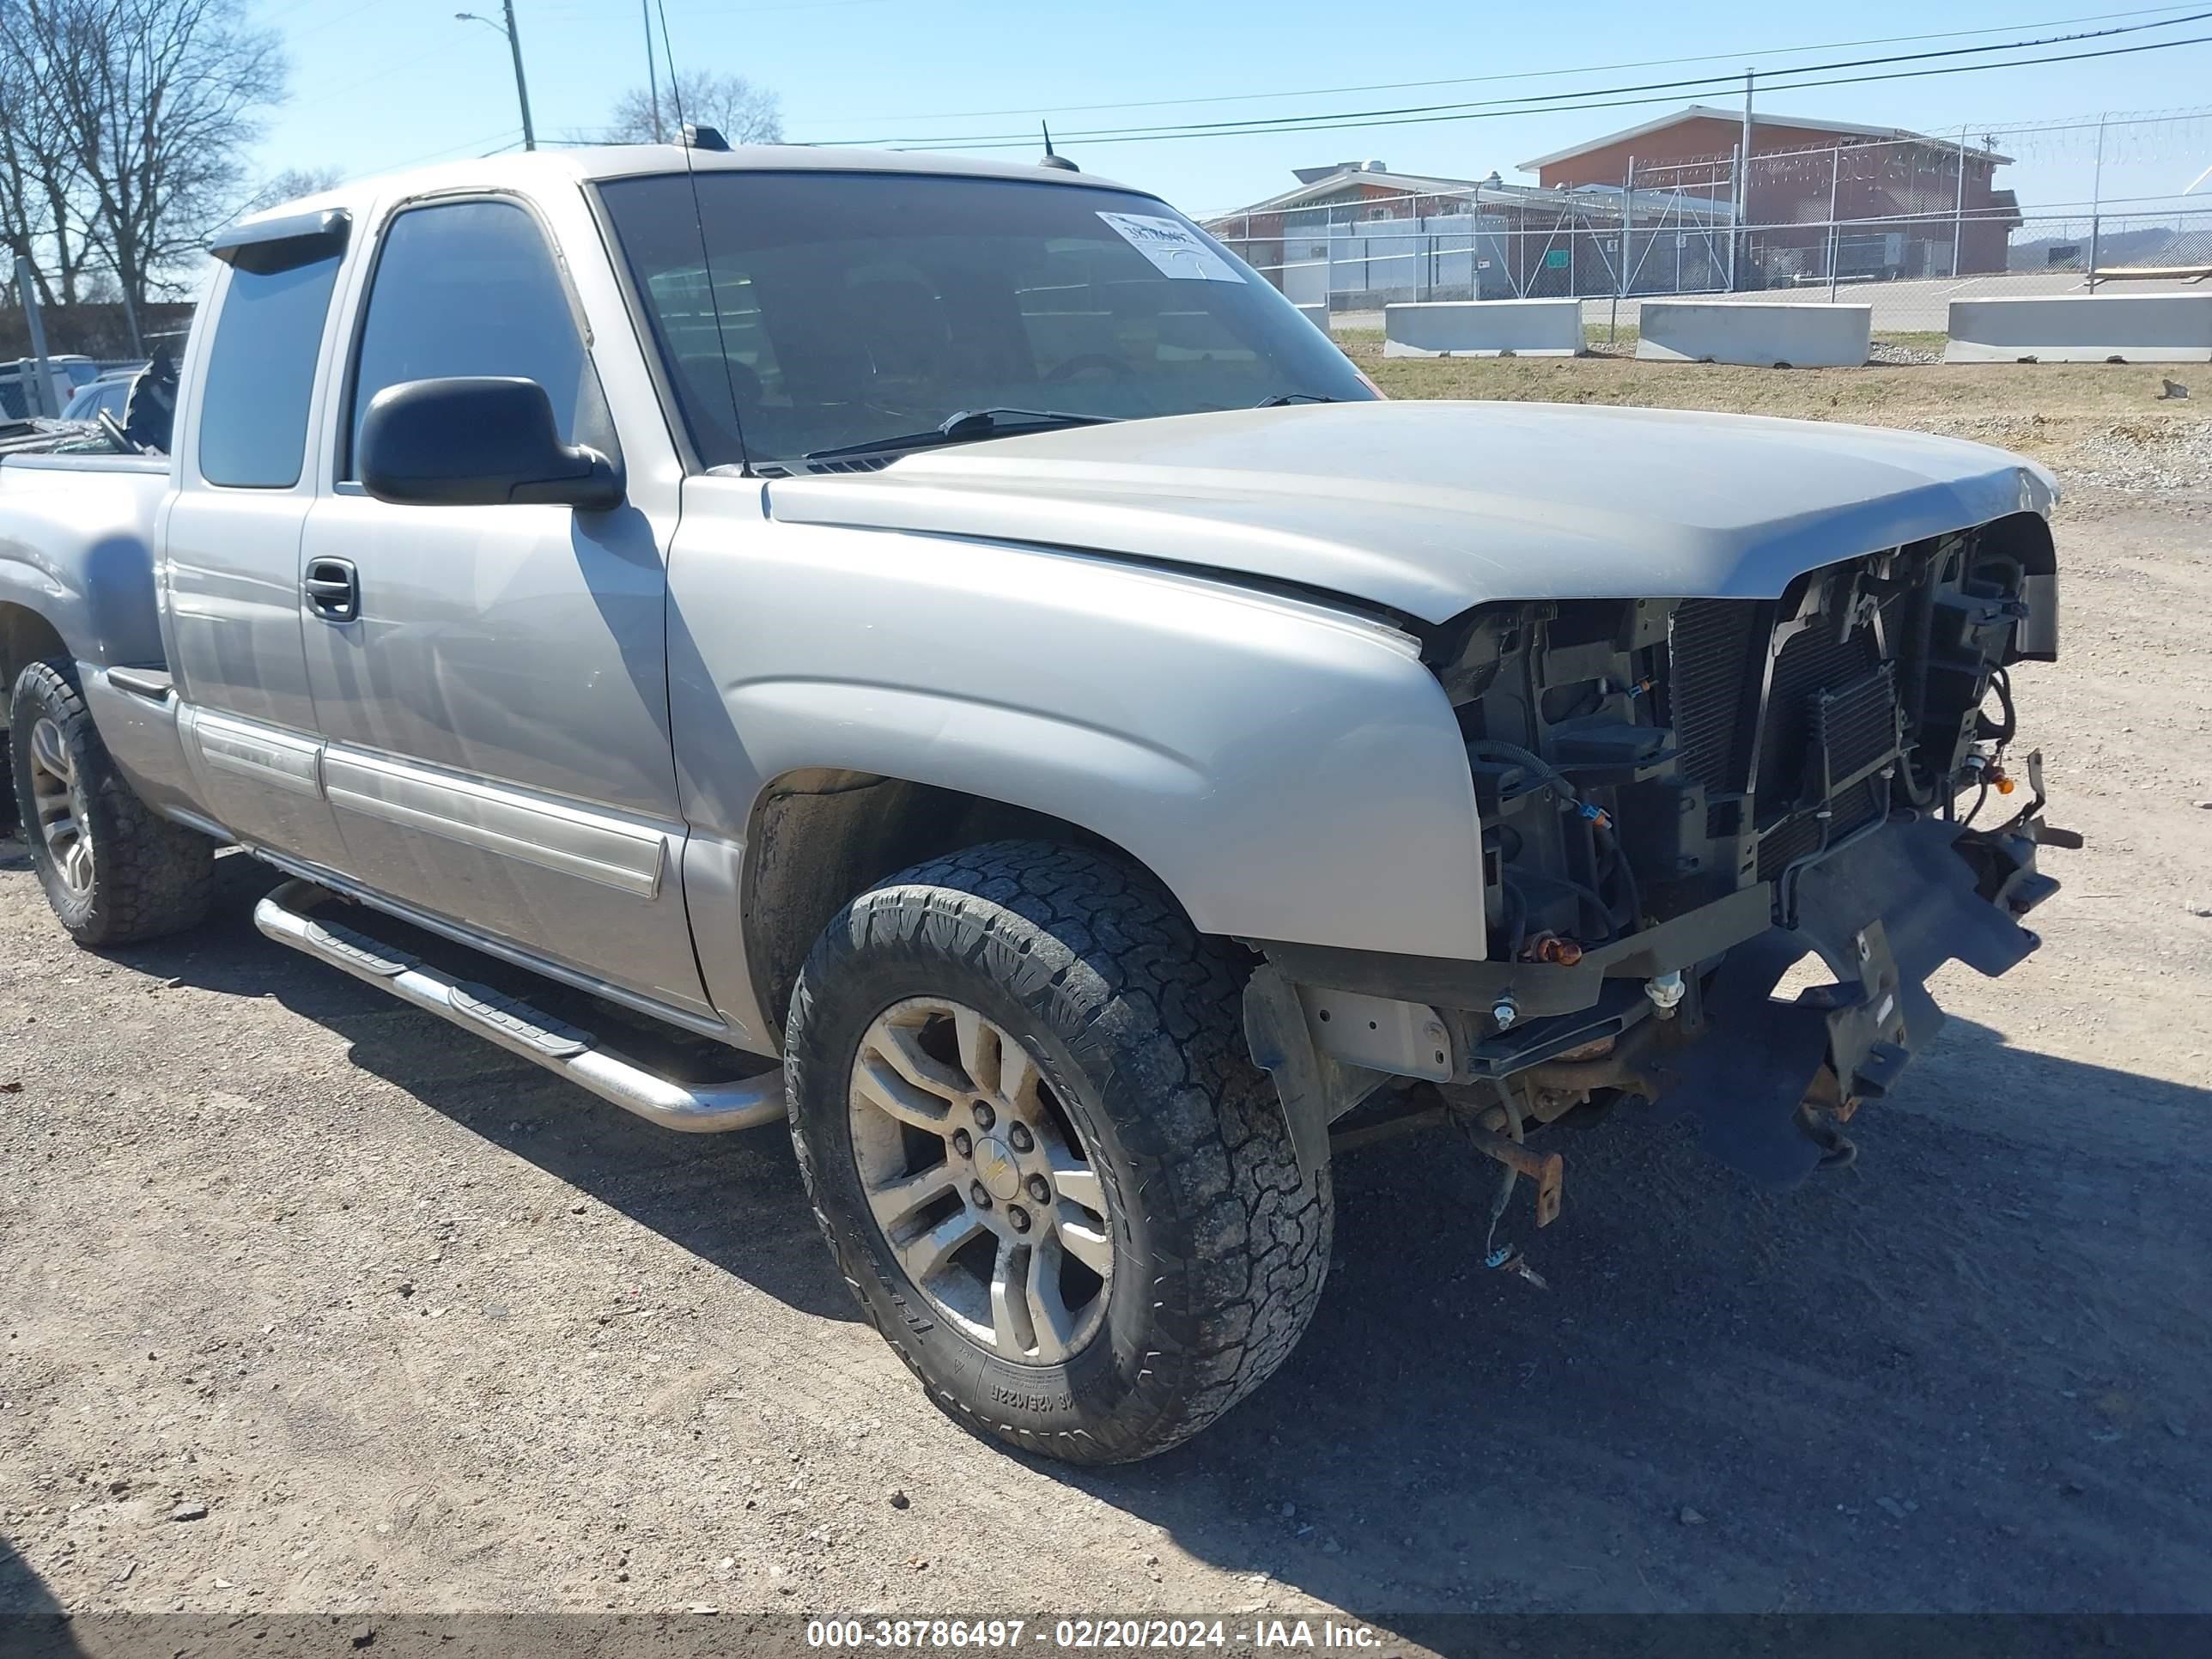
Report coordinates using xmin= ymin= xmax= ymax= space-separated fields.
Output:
xmin=1519 ymin=105 xmax=2020 ymax=282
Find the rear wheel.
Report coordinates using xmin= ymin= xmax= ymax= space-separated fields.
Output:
xmin=9 ymin=659 xmax=213 ymax=945
xmin=785 ymin=840 xmax=1333 ymax=1464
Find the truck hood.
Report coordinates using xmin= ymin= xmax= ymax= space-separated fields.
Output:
xmin=763 ymin=400 xmax=2056 ymax=624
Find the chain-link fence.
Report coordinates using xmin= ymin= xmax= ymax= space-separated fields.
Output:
xmin=1205 ymin=107 xmax=2212 ymax=343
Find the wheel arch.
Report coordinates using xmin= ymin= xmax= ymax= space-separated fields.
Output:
xmin=0 ymin=601 xmax=70 ymax=729
xmin=668 ymin=519 xmax=1488 ymax=1046
xmin=739 ymin=766 xmax=1178 ymax=1039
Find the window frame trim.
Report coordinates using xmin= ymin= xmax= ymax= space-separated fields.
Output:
xmin=583 ymin=176 xmax=727 ymax=478
xmin=332 ymin=187 xmax=617 ymax=488
xmin=192 ymin=246 xmax=349 ymax=493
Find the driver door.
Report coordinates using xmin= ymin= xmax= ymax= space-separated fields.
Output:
xmin=296 ymin=192 xmax=710 ymax=1018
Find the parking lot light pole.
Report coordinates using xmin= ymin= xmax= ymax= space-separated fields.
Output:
xmin=13 ymin=255 xmax=59 ymax=418
xmin=456 ymin=3 xmax=538 ymax=152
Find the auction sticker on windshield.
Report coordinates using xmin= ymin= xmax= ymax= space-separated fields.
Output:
xmin=1097 ymin=211 xmax=1245 ymax=282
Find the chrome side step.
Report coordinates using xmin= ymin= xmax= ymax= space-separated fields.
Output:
xmin=253 ymin=879 xmax=786 ymax=1133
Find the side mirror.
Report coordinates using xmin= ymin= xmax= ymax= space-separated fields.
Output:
xmin=358 ymin=377 xmax=623 ymax=511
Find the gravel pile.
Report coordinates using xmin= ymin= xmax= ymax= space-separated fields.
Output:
xmin=1868 ymin=340 xmax=1942 ymax=366
xmin=2050 ymin=416 xmax=2212 ymax=495
xmin=1893 ymin=404 xmax=2212 ymax=495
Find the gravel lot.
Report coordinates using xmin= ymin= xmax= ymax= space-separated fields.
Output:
xmin=3 ymin=364 xmax=2209 ymax=1647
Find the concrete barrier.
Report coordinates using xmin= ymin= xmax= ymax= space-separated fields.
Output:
xmin=1637 ymin=301 xmax=1870 ymax=368
xmin=1383 ymin=298 xmax=1583 ymax=357
xmin=1296 ymin=302 xmax=1331 ymax=333
xmin=1943 ymin=293 xmax=2212 ymax=362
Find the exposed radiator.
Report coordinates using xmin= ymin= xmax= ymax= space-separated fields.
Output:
xmin=1667 ymin=599 xmax=1762 ymax=830
xmin=1756 ymin=621 xmax=1883 ymax=806
xmin=1670 ymin=597 xmax=1904 ymax=884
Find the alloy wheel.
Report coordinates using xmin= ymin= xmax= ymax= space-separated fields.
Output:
xmin=848 ymin=997 xmax=1114 ymax=1364
xmin=27 ymin=715 xmax=93 ymax=896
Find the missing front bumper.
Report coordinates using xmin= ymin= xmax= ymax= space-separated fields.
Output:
xmin=1249 ymin=810 xmax=2068 ymax=1190
xmin=1654 ymin=811 xmax=2059 ymax=1185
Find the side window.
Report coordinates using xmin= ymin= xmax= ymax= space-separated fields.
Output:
xmin=344 ymin=198 xmax=614 ymax=478
xmin=196 ymin=251 xmax=343 ymax=488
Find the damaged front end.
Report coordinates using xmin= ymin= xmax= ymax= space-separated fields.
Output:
xmin=1247 ymin=509 xmax=2077 ymax=1227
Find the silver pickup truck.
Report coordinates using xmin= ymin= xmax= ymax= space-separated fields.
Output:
xmin=0 ymin=142 xmax=2071 ymax=1464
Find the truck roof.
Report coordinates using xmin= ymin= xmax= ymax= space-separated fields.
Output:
xmin=226 ymin=143 xmax=1145 ymax=240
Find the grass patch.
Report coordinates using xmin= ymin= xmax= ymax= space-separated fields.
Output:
xmin=1336 ymin=340 xmax=2202 ymax=469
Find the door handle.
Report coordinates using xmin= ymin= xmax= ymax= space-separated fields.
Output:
xmin=304 ymin=557 xmax=360 ymax=623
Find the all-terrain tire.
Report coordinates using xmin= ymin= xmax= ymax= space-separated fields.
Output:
xmin=785 ymin=840 xmax=1333 ymax=1464
xmin=9 ymin=659 xmax=214 ymax=945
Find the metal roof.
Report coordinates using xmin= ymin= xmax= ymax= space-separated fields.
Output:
xmin=1203 ymin=169 xmax=1735 ymax=229
xmin=1517 ymin=105 xmax=2013 ymax=171
xmin=1223 ymin=165 xmax=1490 ymax=217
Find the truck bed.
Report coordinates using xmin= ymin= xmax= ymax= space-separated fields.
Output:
xmin=0 ymin=450 xmax=172 ymax=674
xmin=1 ymin=451 xmax=191 ymax=819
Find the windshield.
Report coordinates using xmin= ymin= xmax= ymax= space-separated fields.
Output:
xmin=597 ymin=169 xmax=1373 ymax=470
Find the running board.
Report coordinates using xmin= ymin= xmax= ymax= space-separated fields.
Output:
xmin=253 ymin=879 xmax=785 ymax=1133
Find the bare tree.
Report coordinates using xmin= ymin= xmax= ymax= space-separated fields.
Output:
xmin=604 ymin=70 xmax=781 ymax=147
xmin=1 ymin=0 xmax=286 ymax=343
xmin=0 ymin=6 xmax=85 ymax=304
xmin=241 ymin=166 xmax=346 ymax=217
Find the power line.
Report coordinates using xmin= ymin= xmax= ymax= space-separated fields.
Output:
xmin=795 ymin=3 xmax=2206 ymax=130
xmin=353 ymin=125 xmax=523 ymax=179
xmin=289 ymin=0 xmax=389 ymax=43
xmin=255 ymin=0 xmax=353 ymax=25
xmin=296 ymin=42 xmax=450 ymax=102
xmin=838 ymin=23 xmax=2212 ymax=152
xmin=831 ymin=7 xmax=2212 ymax=148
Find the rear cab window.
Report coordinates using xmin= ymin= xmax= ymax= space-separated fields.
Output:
xmin=196 ymin=225 xmax=347 ymax=489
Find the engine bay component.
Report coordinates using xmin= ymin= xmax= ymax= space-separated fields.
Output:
xmin=1388 ymin=511 xmax=2068 ymax=1185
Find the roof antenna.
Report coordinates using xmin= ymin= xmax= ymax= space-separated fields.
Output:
xmin=1038 ymin=119 xmax=1078 ymax=173
xmin=654 ymin=0 xmax=750 ymax=468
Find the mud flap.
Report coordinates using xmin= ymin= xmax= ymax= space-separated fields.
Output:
xmin=1658 ymin=816 xmax=2046 ymax=1187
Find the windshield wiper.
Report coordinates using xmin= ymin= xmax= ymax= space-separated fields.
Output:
xmin=803 ymin=407 xmax=1115 ymax=463
xmin=1254 ymin=392 xmax=1344 ymax=407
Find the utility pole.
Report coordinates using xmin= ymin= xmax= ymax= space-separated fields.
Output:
xmin=1826 ymin=145 xmax=1842 ymax=303
xmin=502 ymin=2 xmax=537 ymax=151
xmin=1614 ymin=154 xmax=1633 ymax=343
xmin=641 ymin=0 xmax=663 ymax=143
xmin=457 ymin=6 xmax=537 ymax=151
xmin=1735 ymin=69 xmax=1754 ymax=291
xmin=1952 ymin=122 xmax=1970 ymax=278
xmin=2087 ymin=113 xmax=2107 ymax=289
xmin=1727 ymin=143 xmax=1741 ymax=292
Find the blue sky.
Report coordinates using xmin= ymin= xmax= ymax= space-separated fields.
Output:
xmin=252 ymin=0 xmax=2212 ymax=219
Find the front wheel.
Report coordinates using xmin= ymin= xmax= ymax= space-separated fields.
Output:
xmin=784 ymin=841 xmax=1333 ymax=1464
xmin=9 ymin=659 xmax=213 ymax=945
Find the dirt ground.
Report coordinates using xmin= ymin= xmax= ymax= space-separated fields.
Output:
xmin=3 ymin=361 xmax=2209 ymax=1645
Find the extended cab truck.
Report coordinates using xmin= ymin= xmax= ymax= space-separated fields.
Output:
xmin=0 ymin=143 xmax=2070 ymax=1464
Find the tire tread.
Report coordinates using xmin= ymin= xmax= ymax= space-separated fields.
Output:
xmin=10 ymin=659 xmax=213 ymax=945
xmin=786 ymin=840 xmax=1332 ymax=1464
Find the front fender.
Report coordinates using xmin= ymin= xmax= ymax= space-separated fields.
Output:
xmin=667 ymin=486 xmax=1485 ymax=1034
